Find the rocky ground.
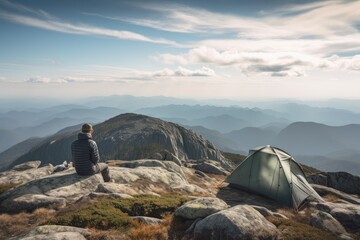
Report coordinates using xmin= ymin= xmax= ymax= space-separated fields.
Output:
xmin=0 ymin=159 xmax=359 ymax=240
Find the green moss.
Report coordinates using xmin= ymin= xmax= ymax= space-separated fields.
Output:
xmin=114 ymin=194 xmax=190 ymax=218
xmin=49 ymin=194 xmax=190 ymax=231
xmin=50 ymin=200 xmax=132 ymax=230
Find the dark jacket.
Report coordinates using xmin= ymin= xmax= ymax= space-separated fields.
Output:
xmin=71 ymin=132 xmax=100 ymax=175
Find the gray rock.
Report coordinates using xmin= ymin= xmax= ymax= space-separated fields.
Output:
xmin=311 ymin=184 xmax=360 ymax=205
xmin=316 ymin=202 xmax=360 ymax=233
xmin=194 ymin=170 xmax=210 ymax=179
xmin=96 ymin=182 xmax=138 ymax=195
xmin=0 ymin=166 xmax=206 ymax=213
xmin=310 ymin=210 xmax=347 ymax=235
xmin=0 ymin=164 xmax=54 ymax=185
xmin=76 ymin=192 xmax=133 ymax=202
xmin=175 ymin=197 xmax=229 ymax=219
xmin=132 ymin=216 xmax=163 ymax=225
xmin=15 ymin=232 xmax=86 ymax=240
xmin=250 ymin=205 xmax=288 ymax=219
xmin=192 ymin=205 xmax=279 ymax=240
xmin=1 ymin=194 xmax=66 ymax=213
xmin=10 ymin=225 xmax=90 ymax=240
xmin=12 ymin=161 xmax=41 ymax=171
xmin=150 ymin=150 xmax=183 ymax=166
xmin=109 ymin=159 xmax=186 ymax=180
xmin=308 ymin=172 xmax=360 ymax=195
xmin=193 ymin=162 xmax=228 ymax=175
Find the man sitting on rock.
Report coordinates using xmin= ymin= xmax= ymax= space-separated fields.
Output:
xmin=71 ymin=123 xmax=111 ymax=182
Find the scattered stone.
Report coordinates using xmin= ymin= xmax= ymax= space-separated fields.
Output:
xmin=12 ymin=161 xmax=41 ymax=171
xmin=192 ymin=205 xmax=279 ymax=240
xmin=132 ymin=216 xmax=163 ymax=225
xmin=175 ymin=197 xmax=229 ymax=220
xmin=310 ymin=210 xmax=347 ymax=236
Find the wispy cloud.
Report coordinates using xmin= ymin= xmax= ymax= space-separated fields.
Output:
xmin=25 ymin=66 xmax=216 ymax=84
xmin=0 ymin=1 xmax=179 ymax=46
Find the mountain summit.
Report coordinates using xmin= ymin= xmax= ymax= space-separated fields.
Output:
xmin=11 ymin=113 xmax=228 ymax=169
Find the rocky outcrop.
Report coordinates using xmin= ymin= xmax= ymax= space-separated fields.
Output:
xmin=310 ymin=210 xmax=348 ymax=236
xmin=0 ymin=165 xmax=208 ymax=213
xmin=315 ymin=202 xmax=360 ymax=233
xmin=0 ymin=164 xmax=53 ymax=185
xmin=108 ymin=159 xmax=186 ymax=179
xmin=311 ymin=184 xmax=360 ymax=205
xmin=175 ymin=197 xmax=229 ymax=219
xmin=10 ymin=225 xmax=90 ymax=240
xmin=308 ymin=172 xmax=360 ymax=195
xmin=192 ymin=205 xmax=279 ymax=240
xmin=12 ymin=113 xmax=230 ymax=170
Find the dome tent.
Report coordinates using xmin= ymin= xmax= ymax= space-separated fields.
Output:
xmin=225 ymin=145 xmax=322 ymax=209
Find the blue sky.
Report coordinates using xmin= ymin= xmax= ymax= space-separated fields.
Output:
xmin=1 ymin=0 xmax=360 ymax=100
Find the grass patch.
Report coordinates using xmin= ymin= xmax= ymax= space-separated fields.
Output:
xmin=267 ymin=216 xmax=339 ymax=240
xmin=0 ymin=182 xmax=20 ymax=195
xmin=50 ymin=194 xmax=190 ymax=231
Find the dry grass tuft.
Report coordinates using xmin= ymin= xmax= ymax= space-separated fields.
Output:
xmin=87 ymin=229 xmax=128 ymax=240
xmin=127 ymin=214 xmax=173 ymax=240
xmin=267 ymin=216 xmax=339 ymax=240
xmin=0 ymin=182 xmax=20 ymax=195
xmin=323 ymin=194 xmax=340 ymax=202
xmin=0 ymin=208 xmax=55 ymax=239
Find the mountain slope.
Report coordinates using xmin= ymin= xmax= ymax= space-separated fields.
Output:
xmin=11 ymin=113 xmax=228 ymax=169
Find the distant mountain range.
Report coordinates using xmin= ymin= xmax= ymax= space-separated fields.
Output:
xmin=1 ymin=95 xmax=360 ymax=175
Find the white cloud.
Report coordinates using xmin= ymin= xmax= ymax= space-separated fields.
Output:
xmin=152 ymin=66 xmax=215 ymax=77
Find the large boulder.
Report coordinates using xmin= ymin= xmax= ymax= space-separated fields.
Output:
xmin=175 ymin=197 xmax=229 ymax=219
xmin=308 ymin=172 xmax=360 ymax=195
xmin=96 ymin=182 xmax=138 ymax=195
xmin=310 ymin=210 xmax=348 ymax=236
xmin=192 ymin=205 xmax=279 ymax=240
xmin=316 ymin=202 xmax=360 ymax=233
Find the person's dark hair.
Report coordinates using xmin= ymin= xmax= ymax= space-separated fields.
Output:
xmin=81 ymin=123 xmax=93 ymax=133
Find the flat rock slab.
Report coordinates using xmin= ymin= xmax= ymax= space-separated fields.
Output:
xmin=10 ymin=225 xmax=90 ymax=240
xmin=12 ymin=161 xmax=41 ymax=171
xmin=193 ymin=205 xmax=279 ymax=240
xmin=175 ymin=197 xmax=229 ymax=219
xmin=0 ymin=164 xmax=54 ymax=186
